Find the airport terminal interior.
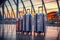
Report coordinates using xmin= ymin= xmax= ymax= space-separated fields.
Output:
xmin=0 ymin=0 xmax=60 ymax=40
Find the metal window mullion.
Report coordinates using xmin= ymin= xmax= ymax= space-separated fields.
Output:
xmin=5 ymin=4 xmax=10 ymax=18
xmin=21 ymin=0 xmax=27 ymax=14
xmin=56 ymin=0 xmax=60 ymax=13
xmin=8 ymin=0 xmax=15 ymax=18
xmin=16 ymin=0 xmax=19 ymax=18
xmin=30 ymin=0 xmax=36 ymax=14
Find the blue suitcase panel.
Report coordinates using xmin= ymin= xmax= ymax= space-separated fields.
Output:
xmin=29 ymin=14 xmax=32 ymax=32
xmin=20 ymin=18 xmax=23 ymax=32
xmin=37 ymin=14 xmax=44 ymax=33
xmin=22 ymin=14 xmax=26 ymax=32
xmin=34 ymin=14 xmax=37 ymax=32
xmin=34 ymin=13 xmax=45 ymax=33
xmin=26 ymin=14 xmax=32 ymax=32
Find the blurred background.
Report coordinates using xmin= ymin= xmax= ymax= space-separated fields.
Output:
xmin=0 ymin=0 xmax=60 ymax=40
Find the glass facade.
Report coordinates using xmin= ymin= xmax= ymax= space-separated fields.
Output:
xmin=1 ymin=0 xmax=59 ymax=18
xmin=0 ymin=0 xmax=60 ymax=40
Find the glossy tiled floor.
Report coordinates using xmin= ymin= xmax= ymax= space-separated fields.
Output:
xmin=0 ymin=24 xmax=60 ymax=40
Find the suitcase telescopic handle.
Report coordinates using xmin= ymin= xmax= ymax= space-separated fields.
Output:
xmin=38 ymin=6 xmax=43 ymax=13
xmin=27 ymin=9 xmax=30 ymax=14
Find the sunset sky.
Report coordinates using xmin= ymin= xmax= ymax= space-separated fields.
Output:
xmin=3 ymin=0 xmax=60 ymax=18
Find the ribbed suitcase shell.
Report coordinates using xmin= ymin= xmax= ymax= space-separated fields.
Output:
xmin=34 ymin=14 xmax=37 ymax=32
xmin=16 ymin=19 xmax=20 ymax=32
xmin=26 ymin=14 xmax=32 ymax=32
xmin=37 ymin=13 xmax=44 ymax=33
xmin=20 ymin=18 xmax=23 ymax=32
xmin=34 ymin=13 xmax=45 ymax=33
xmin=22 ymin=14 xmax=26 ymax=32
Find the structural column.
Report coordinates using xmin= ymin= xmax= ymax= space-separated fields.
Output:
xmin=16 ymin=0 xmax=19 ymax=18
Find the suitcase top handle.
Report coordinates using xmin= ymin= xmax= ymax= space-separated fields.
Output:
xmin=38 ymin=6 xmax=43 ymax=14
xmin=27 ymin=9 xmax=30 ymax=14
